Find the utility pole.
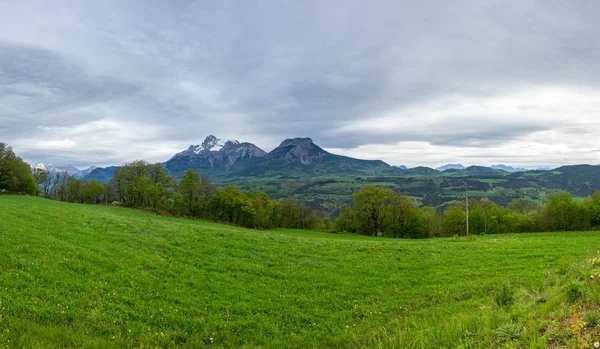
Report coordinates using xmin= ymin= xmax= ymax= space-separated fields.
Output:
xmin=466 ymin=190 xmax=469 ymax=236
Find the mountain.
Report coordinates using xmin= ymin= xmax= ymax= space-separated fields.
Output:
xmin=80 ymin=136 xmax=401 ymax=182
xmin=83 ymin=166 xmax=121 ymax=182
xmin=401 ymin=166 xmax=441 ymax=177
xmin=509 ymin=165 xmax=600 ymax=197
xmin=33 ymin=163 xmax=80 ymax=175
xmin=164 ymin=135 xmax=266 ymax=177
xmin=491 ymin=164 xmax=527 ymax=173
xmin=436 ymin=164 xmax=465 ymax=171
xmin=32 ymin=163 xmax=104 ymax=179
xmin=397 ymin=165 xmax=408 ymax=170
xmin=73 ymin=166 xmax=98 ymax=179
xmin=458 ymin=165 xmax=508 ymax=176
xmin=433 ymin=166 xmax=510 ymax=177
xmin=231 ymin=137 xmax=400 ymax=178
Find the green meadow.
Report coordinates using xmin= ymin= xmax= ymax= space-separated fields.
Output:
xmin=2 ymin=195 xmax=600 ymax=348
xmin=475 ymin=178 xmax=509 ymax=184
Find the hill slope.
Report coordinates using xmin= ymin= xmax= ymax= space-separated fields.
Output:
xmin=2 ymin=195 xmax=600 ymax=347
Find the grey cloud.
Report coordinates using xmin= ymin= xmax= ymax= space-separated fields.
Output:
xmin=320 ymin=121 xmax=549 ymax=149
xmin=0 ymin=42 xmax=140 ymax=139
xmin=1 ymin=0 xmax=600 ymax=166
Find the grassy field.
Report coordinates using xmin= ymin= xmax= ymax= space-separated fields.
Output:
xmin=2 ymin=195 xmax=600 ymax=348
xmin=475 ymin=178 xmax=509 ymax=184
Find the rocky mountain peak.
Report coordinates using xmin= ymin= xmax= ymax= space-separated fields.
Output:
xmin=436 ymin=164 xmax=465 ymax=171
xmin=181 ymin=135 xmax=241 ymax=156
xmin=271 ymin=137 xmax=327 ymax=165
xmin=201 ymin=135 xmax=229 ymax=152
xmin=165 ymin=136 xmax=266 ymax=175
xmin=278 ymin=137 xmax=315 ymax=149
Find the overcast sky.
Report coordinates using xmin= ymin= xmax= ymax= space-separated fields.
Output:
xmin=1 ymin=0 xmax=600 ymax=169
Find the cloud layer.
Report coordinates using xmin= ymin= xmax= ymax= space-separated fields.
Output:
xmin=1 ymin=0 xmax=600 ymax=168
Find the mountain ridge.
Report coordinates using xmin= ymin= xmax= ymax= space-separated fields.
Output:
xmin=164 ymin=135 xmax=267 ymax=177
xmin=33 ymin=163 xmax=98 ymax=179
xmin=436 ymin=164 xmax=465 ymax=171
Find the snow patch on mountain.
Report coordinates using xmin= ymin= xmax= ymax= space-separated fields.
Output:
xmin=179 ymin=136 xmax=242 ymax=156
xmin=74 ymin=166 xmax=98 ymax=179
xmin=33 ymin=163 xmax=80 ymax=175
xmin=32 ymin=163 xmax=102 ymax=178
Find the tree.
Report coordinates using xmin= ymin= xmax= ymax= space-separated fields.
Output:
xmin=69 ymin=177 xmax=84 ymax=203
xmin=83 ymin=180 xmax=105 ymax=204
xmin=420 ymin=206 xmax=441 ymax=238
xmin=146 ymin=164 xmax=173 ymax=210
xmin=0 ymin=142 xmax=36 ymax=194
xmin=583 ymin=190 xmax=600 ymax=228
xmin=209 ymin=186 xmax=255 ymax=227
xmin=441 ymin=204 xmax=466 ymax=236
xmin=540 ymin=192 xmax=587 ymax=231
xmin=114 ymin=160 xmax=151 ymax=207
xmin=248 ymin=192 xmax=277 ymax=229
xmin=277 ymin=197 xmax=300 ymax=228
xmin=334 ymin=206 xmax=356 ymax=232
xmin=32 ymin=168 xmax=50 ymax=197
xmin=387 ymin=192 xmax=418 ymax=238
xmin=352 ymin=186 xmax=394 ymax=236
xmin=508 ymin=199 xmax=541 ymax=214
xmin=179 ymin=169 xmax=205 ymax=217
xmin=54 ymin=173 xmax=71 ymax=202
xmin=297 ymin=202 xmax=313 ymax=229
xmin=113 ymin=161 xmax=174 ymax=209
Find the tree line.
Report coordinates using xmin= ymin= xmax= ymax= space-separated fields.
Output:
xmin=333 ymin=185 xmax=600 ymax=237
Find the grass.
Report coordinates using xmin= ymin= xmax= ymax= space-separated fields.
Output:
xmin=2 ymin=195 xmax=600 ymax=347
xmin=475 ymin=178 xmax=509 ymax=184
xmin=443 ymin=190 xmax=501 ymax=198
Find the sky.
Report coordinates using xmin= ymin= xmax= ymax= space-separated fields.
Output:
xmin=1 ymin=0 xmax=600 ymax=169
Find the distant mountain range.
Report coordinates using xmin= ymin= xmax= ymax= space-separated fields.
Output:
xmin=436 ymin=164 xmax=465 ymax=171
xmin=67 ymin=136 xmax=561 ymax=183
xmin=433 ymin=164 xmax=551 ymax=173
xmin=83 ymin=136 xmax=399 ymax=181
xmin=33 ymin=163 xmax=97 ymax=179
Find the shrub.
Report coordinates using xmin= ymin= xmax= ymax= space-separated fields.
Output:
xmin=566 ymin=283 xmax=583 ymax=303
xmin=494 ymin=281 xmax=515 ymax=308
